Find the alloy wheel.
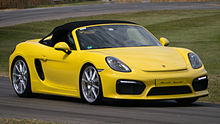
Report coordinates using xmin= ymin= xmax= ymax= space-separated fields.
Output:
xmin=81 ymin=66 xmax=101 ymax=103
xmin=12 ymin=59 xmax=28 ymax=95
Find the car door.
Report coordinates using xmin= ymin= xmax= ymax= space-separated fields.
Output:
xmin=39 ymin=47 xmax=79 ymax=92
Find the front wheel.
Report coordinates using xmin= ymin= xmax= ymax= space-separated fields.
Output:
xmin=176 ymin=97 xmax=198 ymax=105
xmin=11 ymin=57 xmax=32 ymax=97
xmin=80 ymin=65 xmax=103 ymax=104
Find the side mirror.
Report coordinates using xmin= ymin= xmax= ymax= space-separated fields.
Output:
xmin=160 ymin=37 xmax=170 ymax=46
xmin=54 ymin=42 xmax=71 ymax=54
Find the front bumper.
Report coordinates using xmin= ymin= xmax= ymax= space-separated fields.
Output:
xmin=99 ymin=67 xmax=208 ymax=100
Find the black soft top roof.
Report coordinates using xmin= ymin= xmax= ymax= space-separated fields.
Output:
xmin=40 ymin=20 xmax=136 ymax=45
xmin=40 ymin=20 xmax=136 ymax=40
xmin=53 ymin=20 xmax=136 ymax=32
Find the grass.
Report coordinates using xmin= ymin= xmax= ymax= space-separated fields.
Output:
xmin=0 ymin=118 xmax=62 ymax=124
xmin=0 ymin=9 xmax=220 ymax=103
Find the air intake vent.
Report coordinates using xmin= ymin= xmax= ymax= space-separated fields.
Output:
xmin=35 ymin=59 xmax=45 ymax=80
xmin=192 ymin=76 xmax=208 ymax=91
xmin=116 ymin=80 xmax=146 ymax=95
xmin=147 ymin=86 xmax=192 ymax=96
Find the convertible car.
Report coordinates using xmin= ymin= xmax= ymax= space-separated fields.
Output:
xmin=9 ymin=20 xmax=208 ymax=104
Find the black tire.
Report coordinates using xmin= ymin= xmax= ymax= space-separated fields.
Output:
xmin=176 ymin=97 xmax=198 ymax=105
xmin=11 ymin=57 xmax=32 ymax=97
xmin=80 ymin=65 xmax=103 ymax=104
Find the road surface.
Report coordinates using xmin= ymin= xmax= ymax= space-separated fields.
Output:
xmin=0 ymin=76 xmax=220 ymax=123
xmin=0 ymin=2 xmax=220 ymax=27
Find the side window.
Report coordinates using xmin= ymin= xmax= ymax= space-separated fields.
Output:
xmin=40 ymin=36 xmax=52 ymax=46
xmin=40 ymin=32 xmax=76 ymax=50
xmin=67 ymin=32 xmax=77 ymax=50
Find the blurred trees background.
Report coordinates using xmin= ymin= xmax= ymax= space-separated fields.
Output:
xmin=0 ymin=0 xmax=97 ymax=9
xmin=0 ymin=0 xmax=217 ymax=9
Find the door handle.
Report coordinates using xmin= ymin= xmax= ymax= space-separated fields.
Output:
xmin=40 ymin=56 xmax=47 ymax=61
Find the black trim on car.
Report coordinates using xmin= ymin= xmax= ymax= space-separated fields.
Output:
xmin=116 ymin=80 xmax=146 ymax=95
xmin=35 ymin=59 xmax=45 ymax=81
xmin=192 ymin=75 xmax=208 ymax=91
xmin=147 ymin=86 xmax=192 ymax=96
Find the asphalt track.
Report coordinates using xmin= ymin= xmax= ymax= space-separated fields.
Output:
xmin=0 ymin=2 xmax=220 ymax=27
xmin=0 ymin=76 xmax=220 ymax=123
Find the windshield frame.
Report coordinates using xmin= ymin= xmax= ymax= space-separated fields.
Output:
xmin=72 ymin=23 xmax=162 ymax=50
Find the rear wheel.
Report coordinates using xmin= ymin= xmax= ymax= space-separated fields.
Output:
xmin=176 ymin=97 xmax=198 ymax=105
xmin=12 ymin=57 xmax=32 ymax=97
xmin=80 ymin=65 xmax=102 ymax=104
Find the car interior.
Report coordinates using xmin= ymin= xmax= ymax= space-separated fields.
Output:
xmin=40 ymin=31 xmax=76 ymax=50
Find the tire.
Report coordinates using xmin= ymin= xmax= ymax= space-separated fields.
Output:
xmin=176 ymin=97 xmax=198 ymax=105
xmin=11 ymin=57 xmax=32 ymax=97
xmin=80 ymin=65 xmax=103 ymax=104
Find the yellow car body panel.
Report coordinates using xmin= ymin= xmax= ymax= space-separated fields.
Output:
xmin=9 ymin=23 xmax=208 ymax=100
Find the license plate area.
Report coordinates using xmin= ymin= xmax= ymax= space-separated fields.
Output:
xmin=156 ymin=79 xmax=187 ymax=87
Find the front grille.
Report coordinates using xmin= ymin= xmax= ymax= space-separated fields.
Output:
xmin=147 ymin=86 xmax=192 ymax=96
xmin=192 ymin=76 xmax=208 ymax=91
xmin=116 ymin=80 xmax=146 ymax=95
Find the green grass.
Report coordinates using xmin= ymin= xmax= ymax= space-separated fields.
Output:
xmin=0 ymin=118 xmax=62 ymax=124
xmin=0 ymin=9 xmax=220 ymax=103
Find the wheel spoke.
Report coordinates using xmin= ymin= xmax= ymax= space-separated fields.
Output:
xmin=93 ymin=84 xmax=99 ymax=90
xmin=82 ymin=87 xmax=87 ymax=95
xmin=82 ymin=78 xmax=89 ymax=84
xmin=13 ymin=73 xmax=20 ymax=77
xmin=21 ymin=81 xmax=26 ymax=91
xmin=91 ymin=70 xmax=97 ymax=81
xmin=91 ymin=88 xmax=97 ymax=98
xmin=22 ymin=63 xmax=26 ymax=73
xmin=21 ymin=83 xmax=24 ymax=92
xmin=15 ymin=64 xmax=21 ymax=73
xmin=24 ymin=69 xmax=27 ymax=75
xmin=23 ymin=76 xmax=27 ymax=82
xmin=14 ymin=84 xmax=18 ymax=91
xmin=84 ymin=71 xmax=90 ymax=81
xmin=87 ymin=89 xmax=92 ymax=98
xmin=18 ymin=83 xmax=22 ymax=92
xmin=89 ymin=69 xmax=93 ymax=79
xmin=93 ymin=78 xmax=99 ymax=83
xmin=19 ymin=62 xmax=23 ymax=73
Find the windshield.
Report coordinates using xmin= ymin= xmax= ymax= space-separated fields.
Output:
xmin=76 ymin=25 xmax=161 ymax=50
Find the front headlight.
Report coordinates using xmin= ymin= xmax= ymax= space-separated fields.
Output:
xmin=105 ymin=56 xmax=131 ymax=72
xmin=188 ymin=52 xmax=203 ymax=69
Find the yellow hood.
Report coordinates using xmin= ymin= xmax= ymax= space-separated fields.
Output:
xmin=89 ymin=46 xmax=187 ymax=72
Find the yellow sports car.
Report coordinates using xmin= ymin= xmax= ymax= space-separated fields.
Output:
xmin=9 ymin=20 xmax=208 ymax=104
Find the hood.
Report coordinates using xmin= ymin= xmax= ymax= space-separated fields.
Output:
xmin=89 ymin=47 xmax=187 ymax=72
